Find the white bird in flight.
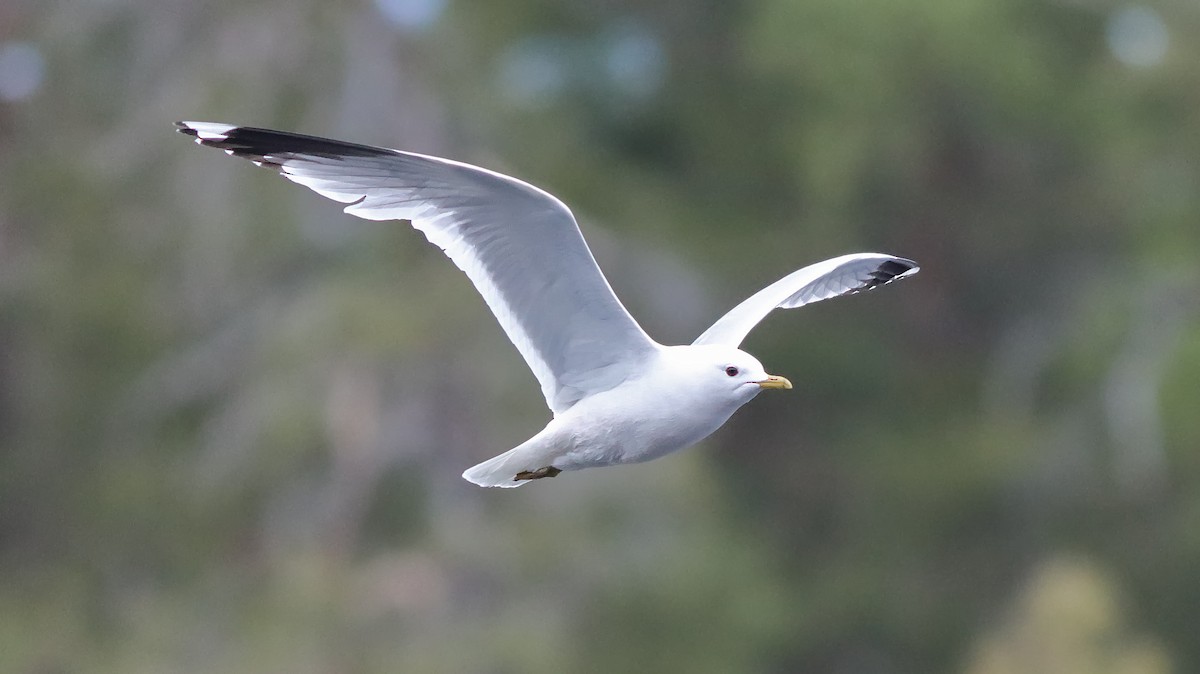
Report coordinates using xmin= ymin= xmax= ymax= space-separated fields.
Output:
xmin=176 ymin=121 xmax=919 ymax=488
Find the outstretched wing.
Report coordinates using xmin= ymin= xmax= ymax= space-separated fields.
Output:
xmin=693 ymin=253 xmax=919 ymax=347
xmin=177 ymin=122 xmax=659 ymax=413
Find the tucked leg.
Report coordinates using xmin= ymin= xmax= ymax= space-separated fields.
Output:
xmin=514 ymin=466 xmax=562 ymax=481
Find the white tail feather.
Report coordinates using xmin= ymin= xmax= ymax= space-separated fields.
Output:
xmin=462 ymin=447 xmax=535 ymax=488
xmin=462 ymin=422 xmax=565 ymax=488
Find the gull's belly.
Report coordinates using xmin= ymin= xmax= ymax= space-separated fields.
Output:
xmin=551 ymin=382 xmax=742 ymax=470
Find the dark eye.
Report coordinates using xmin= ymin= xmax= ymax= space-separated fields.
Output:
xmin=725 ymin=366 xmax=739 ymax=377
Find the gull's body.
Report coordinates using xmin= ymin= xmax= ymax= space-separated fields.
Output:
xmin=467 ymin=345 xmax=777 ymax=482
xmin=177 ymin=121 xmax=919 ymax=488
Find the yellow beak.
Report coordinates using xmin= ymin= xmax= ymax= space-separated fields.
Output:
xmin=757 ymin=374 xmax=793 ymax=390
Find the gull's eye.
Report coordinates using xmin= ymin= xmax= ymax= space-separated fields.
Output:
xmin=725 ymin=366 xmax=739 ymax=377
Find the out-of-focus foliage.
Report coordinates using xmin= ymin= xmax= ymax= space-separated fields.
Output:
xmin=1 ymin=0 xmax=1198 ymax=672
xmin=966 ymin=556 xmax=1172 ymax=674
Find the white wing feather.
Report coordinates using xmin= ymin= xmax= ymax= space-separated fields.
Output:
xmin=177 ymin=122 xmax=658 ymax=413
xmin=693 ymin=253 xmax=919 ymax=347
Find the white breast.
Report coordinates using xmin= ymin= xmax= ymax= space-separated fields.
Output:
xmin=550 ymin=350 xmax=754 ymax=469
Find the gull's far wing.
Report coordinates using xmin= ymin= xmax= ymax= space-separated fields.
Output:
xmin=692 ymin=253 xmax=919 ymax=347
xmin=177 ymin=122 xmax=658 ymax=413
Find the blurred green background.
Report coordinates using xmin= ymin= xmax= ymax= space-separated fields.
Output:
xmin=1 ymin=0 xmax=1198 ymax=672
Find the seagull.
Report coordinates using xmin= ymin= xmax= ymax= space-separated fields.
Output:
xmin=176 ymin=121 xmax=919 ymax=488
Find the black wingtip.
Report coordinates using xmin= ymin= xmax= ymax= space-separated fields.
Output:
xmin=862 ymin=257 xmax=920 ymax=291
xmin=174 ymin=121 xmax=394 ymax=162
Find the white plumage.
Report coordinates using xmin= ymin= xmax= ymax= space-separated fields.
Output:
xmin=177 ymin=121 xmax=919 ymax=488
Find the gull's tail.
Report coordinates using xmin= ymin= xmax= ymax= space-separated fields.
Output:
xmin=462 ymin=447 xmax=534 ymax=488
xmin=463 ymin=424 xmax=566 ymax=488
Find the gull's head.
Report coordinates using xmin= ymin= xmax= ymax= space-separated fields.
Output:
xmin=667 ymin=344 xmax=792 ymax=407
